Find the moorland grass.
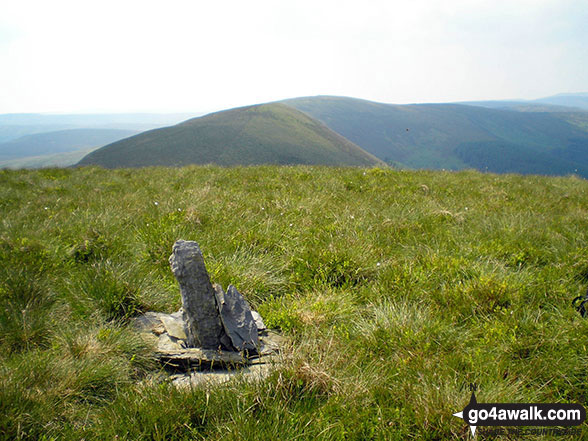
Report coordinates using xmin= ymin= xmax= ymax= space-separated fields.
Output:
xmin=0 ymin=165 xmax=587 ymax=440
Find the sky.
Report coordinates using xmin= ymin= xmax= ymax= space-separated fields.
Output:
xmin=0 ymin=0 xmax=587 ymax=114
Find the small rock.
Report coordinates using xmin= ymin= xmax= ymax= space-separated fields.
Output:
xmin=138 ymin=331 xmax=160 ymax=347
xmin=132 ymin=311 xmax=165 ymax=335
xmin=170 ymin=310 xmax=183 ymax=320
xmin=215 ymin=284 xmax=259 ymax=351
xmin=258 ymin=330 xmax=283 ymax=355
xmin=251 ymin=310 xmax=266 ymax=331
xmin=158 ymin=333 xmax=186 ymax=352
xmin=160 ymin=313 xmax=188 ymax=340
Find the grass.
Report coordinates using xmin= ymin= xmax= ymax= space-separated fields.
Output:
xmin=1 ymin=165 xmax=587 ymax=440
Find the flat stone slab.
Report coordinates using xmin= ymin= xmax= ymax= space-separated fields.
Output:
xmin=157 ymin=347 xmax=249 ymax=369
xmin=131 ymin=311 xmax=165 ymax=335
xmin=170 ymin=354 xmax=280 ymax=388
xmin=158 ymin=333 xmax=186 ymax=352
xmin=133 ymin=311 xmax=282 ymax=359
xmin=257 ymin=330 xmax=283 ymax=356
xmin=160 ymin=314 xmax=188 ymax=340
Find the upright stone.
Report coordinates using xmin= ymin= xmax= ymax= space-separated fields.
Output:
xmin=215 ymin=284 xmax=260 ymax=351
xmin=169 ymin=240 xmax=225 ymax=349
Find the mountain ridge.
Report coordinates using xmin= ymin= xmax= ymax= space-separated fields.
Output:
xmin=78 ymin=103 xmax=382 ymax=168
xmin=283 ymin=95 xmax=588 ymax=177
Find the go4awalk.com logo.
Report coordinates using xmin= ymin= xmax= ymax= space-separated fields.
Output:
xmin=453 ymin=386 xmax=585 ymax=437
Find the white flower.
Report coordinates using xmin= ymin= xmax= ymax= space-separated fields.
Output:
xmin=154 ymin=201 xmax=159 ymax=206
xmin=289 ymin=223 xmax=293 ymax=227
xmin=376 ymin=262 xmax=381 ymax=267
xmin=44 ymin=207 xmax=48 ymax=210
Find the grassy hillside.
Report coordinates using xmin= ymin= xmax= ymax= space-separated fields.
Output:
xmin=78 ymin=104 xmax=382 ymax=168
xmin=455 ymin=141 xmax=588 ymax=177
xmin=285 ymin=96 xmax=588 ymax=177
xmin=1 ymin=165 xmax=588 ymax=440
xmin=0 ymin=128 xmax=138 ymax=161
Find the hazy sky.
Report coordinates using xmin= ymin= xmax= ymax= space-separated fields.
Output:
xmin=1 ymin=0 xmax=586 ymax=113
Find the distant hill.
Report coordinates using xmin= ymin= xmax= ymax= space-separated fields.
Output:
xmin=0 ymin=112 xmax=202 ymax=144
xmin=0 ymin=147 xmax=100 ymax=169
xmin=459 ymin=92 xmax=588 ymax=112
xmin=284 ymin=96 xmax=588 ymax=177
xmin=458 ymin=100 xmax=583 ymax=113
xmin=78 ymin=103 xmax=383 ymax=168
xmin=0 ymin=128 xmax=139 ymax=161
xmin=532 ymin=93 xmax=588 ymax=110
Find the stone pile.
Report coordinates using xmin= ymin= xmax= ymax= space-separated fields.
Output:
xmin=133 ymin=240 xmax=282 ymax=386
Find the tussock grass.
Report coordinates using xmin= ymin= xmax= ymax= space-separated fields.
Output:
xmin=1 ymin=165 xmax=587 ymax=439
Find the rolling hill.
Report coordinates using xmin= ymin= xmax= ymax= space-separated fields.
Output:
xmin=0 ymin=147 xmax=101 ymax=169
xmin=283 ymin=96 xmax=588 ymax=177
xmin=0 ymin=128 xmax=139 ymax=161
xmin=78 ymin=103 xmax=382 ymax=168
xmin=458 ymin=100 xmax=583 ymax=113
xmin=0 ymin=112 xmax=202 ymax=144
xmin=533 ymin=92 xmax=588 ymax=110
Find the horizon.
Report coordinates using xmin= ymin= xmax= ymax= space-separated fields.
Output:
xmin=1 ymin=0 xmax=587 ymax=114
xmin=2 ymin=91 xmax=588 ymax=116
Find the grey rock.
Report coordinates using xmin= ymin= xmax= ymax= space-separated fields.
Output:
xmin=251 ymin=310 xmax=266 ymax=331
xmin=157 ymin=333 xmax=186 ymax=352
xmin=160 ymin=313 xmax=188 ymax=340
xmin=212 ymin=283 xmax=225 ymax=309
xmin=212 ymin=284 xmax=237 ymax=350
xmin=170 ymin=310 xmax=183 ymax=320
xmin=156 ymin=346 xmax=248 ymax=368
xmin=169 ymin=240 xmax=226 ymax=349
xmin=171 ymin=355 xmax=278 ymax=388
xmin=257 ymin=331 xmax=282 ymax=356
xmin=138 ymin=331 xmax=160 ymax=347
xmin=131 ymin=311 xmax=165 ymax=335
xmin=215 ymin=284 xmax=259 ymax=351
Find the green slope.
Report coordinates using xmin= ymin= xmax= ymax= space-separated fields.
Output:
xmin=284 ymin=96 xmax=588 ymax=177
xmin=78 ymin=103 xmax=382 ymax=168
xmin=2 ymin=166 xmax=588 ymax=439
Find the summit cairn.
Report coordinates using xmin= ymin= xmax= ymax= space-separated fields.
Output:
xmin=133 ymin=240 xmax=280 ymax=386
xmin=169 ymin=240 xmax=228 ymax=349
